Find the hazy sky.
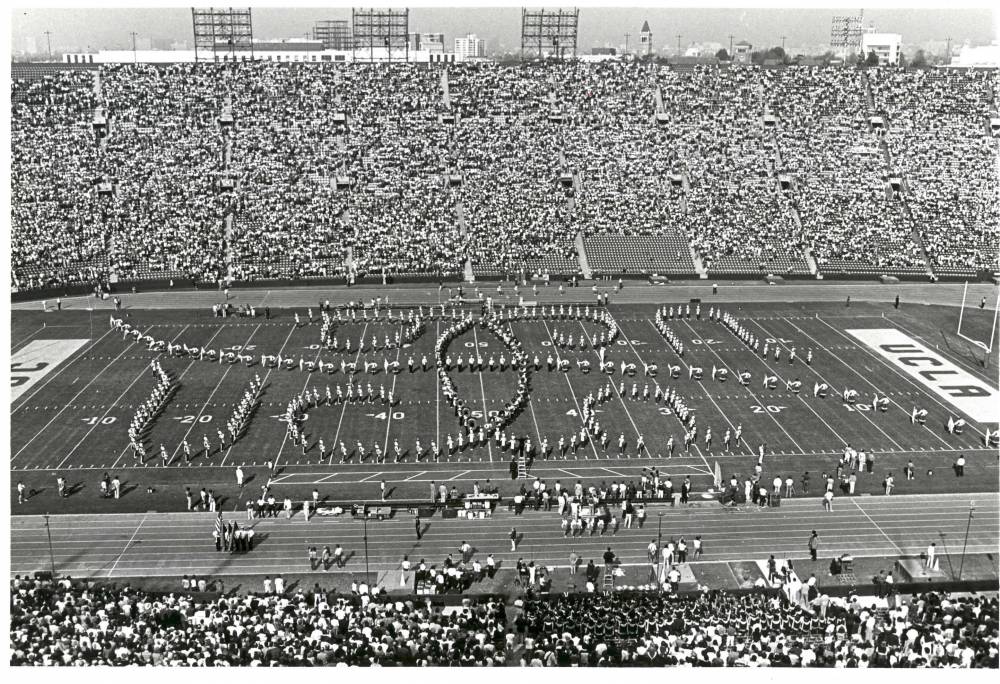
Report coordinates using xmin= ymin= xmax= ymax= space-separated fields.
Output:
xmin=11 ymin=6 xmax=997 ymax=53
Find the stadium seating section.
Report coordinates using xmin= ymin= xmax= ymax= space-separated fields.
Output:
xmin=10 ymin=62 xmax=999 ymax=291
xmin=9 ymin=575 xmax=998 ymax=667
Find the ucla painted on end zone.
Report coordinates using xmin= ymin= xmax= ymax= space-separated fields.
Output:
xmin=847 ymin=328 xmax=999 ymax=424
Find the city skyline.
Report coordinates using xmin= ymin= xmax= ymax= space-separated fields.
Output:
xmin=11 ymin=6 xmax=996 ymax=57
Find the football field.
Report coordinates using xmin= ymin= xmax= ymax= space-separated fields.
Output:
xmin=10 ymin=294 xmax=998 ymax=514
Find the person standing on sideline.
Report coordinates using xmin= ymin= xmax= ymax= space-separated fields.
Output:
xmin=236 ymin=466 xmax=244 ymax=488
xmin=808 ymin=531 xmax=819 ymax=561
xmin=17 ymin=482 xmax=26 ymax=504
xmin=510 ymin=527 xmax=518 ymax=551
xmin=884 ymin=472 xmax=895 ymax=495
xmin=380 ymin=479 xmax=387 ymax=500
xmin=693 ymin=535 xmax=703 ymax=560
xmin=400 ymin=555 xmax=411 ymax=587
xmin=925 ymin=542 xmax=937 ymax=570
xmin=414 ymin=513 xmax=422 ymax=540
xmin=822 ymin=489 xmax=833 ymax=512
xmin=954 ymin=455 xmax=966 ymax=477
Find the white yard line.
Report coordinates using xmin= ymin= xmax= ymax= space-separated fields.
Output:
xmin=539 ymin=319 xmax=602 ymax=459
xmin=12 ymin=323 xmax=47 ymax=350
xmin=238 ymin=322 xmax=299 ymax=469
xmin=574 ymin=319 xmax=646 ymax=451
xmin=106 ymin=514 xmax=147 ymax=578
xmin=677 ymin=317 xmax=805 ymax=453
xmin=111 ymin=325 xmax=229 ymax=468
xmin=508 ymin=322 xmax=543 ymax=448
xmin=271 ymin=324 xmax=326 ymax=468
xmin=471 ymin=323 xmax=495 ymax=462
xmin=58 ymin=326 xmax=190 ymax=470
xmin=644 ymin=319 xmax=754 ymax=454
xmin=12 ymin=327 xmax=151 ymax=462
xmin=173 ymin=324 xmax=262 ymax=467
xmin=747 ymin=317 xmax=906 ymax=451
xmin=798 ymin=317 xmax=970 ymax=446
xmin=13 ymin=326 xmax=116 ymax=412
xmin=729 ymin=319 xmax=854 ymax=446
xmin=381 ymin=323 xmax=405 ymax=458
xmin=330 ymin=322 xmax=370 ymax=465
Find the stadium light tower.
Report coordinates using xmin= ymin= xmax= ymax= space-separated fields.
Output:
xmin=44 ymin=30 xmax=52 ymax=58
xmin=129 ymin=31 xmax=138 ymax=63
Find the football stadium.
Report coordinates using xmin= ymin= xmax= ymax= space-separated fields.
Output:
xmin=8 ymin=5 xmax=1000 ymax=668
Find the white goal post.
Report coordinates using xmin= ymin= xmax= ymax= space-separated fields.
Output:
xmin=956 ymin=281 xmax=998 ymax=357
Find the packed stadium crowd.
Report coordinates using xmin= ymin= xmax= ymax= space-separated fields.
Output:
xmin=10 ymin=572 xmax=997 ymax=667
xmin=766 ymin=67 xmax=925 ymax=271
xmin=870 ymin=69 xmax=999 ymax=272
xmin=10 ymin=62 xmax=998 ymax=291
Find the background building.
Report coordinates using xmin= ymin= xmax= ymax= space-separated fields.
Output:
xmin=454 ymin=33 xmax=485 ymax=60
xmin=862 ymin=32 xmax=902 ymax=65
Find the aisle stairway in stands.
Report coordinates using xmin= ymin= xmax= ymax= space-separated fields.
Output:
xmin=458 ymin=202 xmax=475 ymax=283
xmin=442 ymin=68 xmax=475 ymax=283
xmin=864 ymin=73 xmax=934 ymax=278
xmin=681 ymin=176 xmax=708 ymax=278
xmin=574 ymin=231 xmax=591 ymax=279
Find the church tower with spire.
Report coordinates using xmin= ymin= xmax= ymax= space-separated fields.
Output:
xmin=640 ymin=20 xmax=652 ymax=56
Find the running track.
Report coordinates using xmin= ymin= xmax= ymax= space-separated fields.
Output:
xmin=11 ymin=492 xmax=996 ymax=581
xmin=11 ymin=282 xmax=998 ymax=312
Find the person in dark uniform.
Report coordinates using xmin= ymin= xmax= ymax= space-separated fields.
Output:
xmin=414 ymin=514 xmax=422 ymax=540
xmin=265 ymin=307 xmax=271 ymax=320
xmin=808 ymin=530 xmax=819 ymax=561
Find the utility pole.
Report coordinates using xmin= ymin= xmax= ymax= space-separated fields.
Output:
xmin=129 ymin=31 xmax=138 ymax=63
xmin=676 ymin=34 xmax=682 ymax=53
xmin=958 ymin=502 xmax=975 ymax=580
xmin=729 ymin=34 xmax=734 ymax=57
xmin=44 ymin=30 xmax=52 ymax=59
xmin=624 ymin=33 xmax=630 ymax=55
xmin=657 ymin=512 xmax=664 ymax=586
xmin=362 ymin=507 xmax=370 ymax=581
xmin=946 ymin=36 xmax=952 ymax=62
xmin=44 ymin=514 xmax=56 ymax=577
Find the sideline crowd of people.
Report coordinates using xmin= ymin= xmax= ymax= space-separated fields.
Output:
xmin=10 ymin=572 xmax=996 ymax=667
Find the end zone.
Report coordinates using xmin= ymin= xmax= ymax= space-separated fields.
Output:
xmin=847 ymin=328 xmax=999 ymax=424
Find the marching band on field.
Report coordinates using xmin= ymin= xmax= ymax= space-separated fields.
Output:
xmin=109 ymin=299 xmax=995 ymax=470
